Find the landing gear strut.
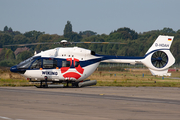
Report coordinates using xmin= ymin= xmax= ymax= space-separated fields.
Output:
xmin=45 ymin=76 xmax=48 ymax=88
xmin=66 ymin=80 xmax=69 ymax=87
xmin=40 ymin=81 xmax=43 ymax=88
xmin=35 ymin=76 xmax=48 ymax=88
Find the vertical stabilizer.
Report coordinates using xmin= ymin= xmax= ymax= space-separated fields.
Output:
xmin=146 ymin=35 xmax=174 ymax=55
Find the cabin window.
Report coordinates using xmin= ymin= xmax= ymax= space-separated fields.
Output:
xmin=43 ymin=59 xmax=57 ymax=69
xmin=74 ymin=61 xmax=80 ymax=67
xmin=30 ymin=59 xmax=42 ymax=69
xmin=62 ymin=61 xmax=71 ymax=67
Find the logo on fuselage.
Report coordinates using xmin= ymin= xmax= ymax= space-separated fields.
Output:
xmin=42 ymin=71 xmax=58 ymax=75
xmin=61 ymin=58 xmax=84 ymax=80
xmin=155 ymin=43 xmax=169 ymax=47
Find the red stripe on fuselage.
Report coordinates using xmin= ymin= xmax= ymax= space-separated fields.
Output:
xmin=63 ymin=72 xmax=81 ymax=79
xmin=74 ymin=58 xmax=84 ymax=74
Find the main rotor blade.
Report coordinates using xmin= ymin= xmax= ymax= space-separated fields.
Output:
xmin=71 ymin=42 xmax=127 ymax=44
xmin=3 ymin=41 xmax=126 ymax=47
xmin=3 ymin=42 xmax=54 ymax=47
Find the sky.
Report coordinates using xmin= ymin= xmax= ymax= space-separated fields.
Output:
xmin=1 ymin=0 xmax=180 ymax=35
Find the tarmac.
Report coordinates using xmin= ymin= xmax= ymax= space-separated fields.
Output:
xmin=0 ymin=86 xmax=180 ymax=120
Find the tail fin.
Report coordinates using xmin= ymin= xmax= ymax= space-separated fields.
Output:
xmin=142 ymin=35 xmax=175 ymax=76
xmin=146 ymin=35 xmax=174 ymax=54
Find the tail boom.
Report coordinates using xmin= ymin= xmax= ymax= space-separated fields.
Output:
xmin=99 ymin=35 xmax=175 ymax=76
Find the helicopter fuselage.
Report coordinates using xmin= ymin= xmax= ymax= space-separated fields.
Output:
xmin=10 ymin=47 xmax=102 ymax=82
xmin=10 ymin=35 xmax=176 ymax=85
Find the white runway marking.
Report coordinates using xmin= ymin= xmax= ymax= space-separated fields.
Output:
xmin=0 ymin=116 xmax=24 ymax=120
xmin=0 ymin=116 xmax=12 ymax=120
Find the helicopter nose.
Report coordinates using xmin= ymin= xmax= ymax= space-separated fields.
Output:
xmin=10 ymin=65 xmax=26 ymax=74
xmin=10 ymin=65 xmax=18 ymax=73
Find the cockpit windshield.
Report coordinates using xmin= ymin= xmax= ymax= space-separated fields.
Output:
xmin=17 ymin=56 xmax=40 ymax=69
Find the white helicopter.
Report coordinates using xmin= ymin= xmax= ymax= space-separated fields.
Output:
xmin=7 ymin=35 xmax=175 ymax=88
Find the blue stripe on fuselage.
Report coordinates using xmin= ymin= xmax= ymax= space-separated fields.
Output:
xmin=80 ymin=58 xmax=102 ymax=67
xmin=94 ymin=54 xmax=145 ymax=61
xmin=144 ymin=49 xmax=169 ymax=57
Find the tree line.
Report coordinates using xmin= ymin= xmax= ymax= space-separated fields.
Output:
xmin=0 ymin=21 xmax=180 ymax=67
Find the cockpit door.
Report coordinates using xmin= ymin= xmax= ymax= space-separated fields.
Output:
xmin=41 ymin=58 xmax=59 ymax=80
xmin=25 ymin=58 xmax=59 ymax=81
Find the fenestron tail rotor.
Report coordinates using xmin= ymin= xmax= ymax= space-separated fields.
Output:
xmin=151 ymin=51 xmax=168 ymax=68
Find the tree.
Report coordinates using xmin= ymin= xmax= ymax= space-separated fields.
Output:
xmin=0 ymin=34 xmax=13 ymax=47
xmin=5 ymin=49 xmax=15 ymax=59
xmin=110 ymin=27 xmax=138 ymax=40
xmin=17 ymin=51 xmax=33 ymax=61
xmin=24 ymin=30 xmax=44 ymax=39
xmin=68 ymin=32 xmax=82 ymax=42
xmin=79 ymin=30 xmax=97 ymax=37
xmin=13 ymin=34 xmax=27 ymax=44
xmin=161 ymin=27 xmax=175 ymax=33
xmin=8 ymin=27 xmax=13 ymax=32
xmin=63 ymin=21 xmax=72 ymax=37
xmin=0 ymin=48 xmax=6 ymax=61
xmin=4 ymin=26 xmax=8 ymax=32
xmin=177 ymin=29 xmax=180 ymax=34
xmin=38 ymin=34 xmax=52 ymax=42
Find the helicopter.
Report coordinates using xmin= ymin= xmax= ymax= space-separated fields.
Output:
xmin=6 ymin=35 xmax=175 ymax=88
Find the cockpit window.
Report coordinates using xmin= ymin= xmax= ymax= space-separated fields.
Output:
xmin=17 ymin=62 xmax=32 ymax=69
xmin=17 ymin=57 xmax=36 ymax=69
xmin=43 ymin=59 xmax=57 ymax=69
xmin=30 ymin=59 xmax=42 ymax=69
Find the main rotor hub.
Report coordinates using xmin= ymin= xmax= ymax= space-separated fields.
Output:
xmin=61 ymin=40 xmax=68 ymax=43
